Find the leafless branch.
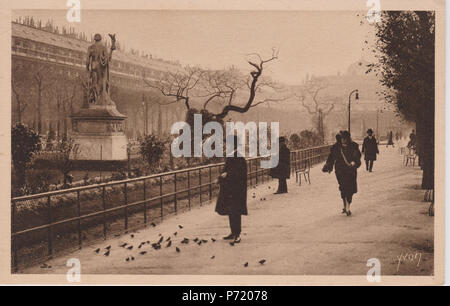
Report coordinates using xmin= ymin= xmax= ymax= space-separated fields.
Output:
xmin=211 ymin=49 xmax=279 ymax=119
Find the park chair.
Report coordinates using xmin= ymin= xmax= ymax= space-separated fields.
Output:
xmin=295 ymin=158 xmax=311 ymax=186
xmin=404 ymin=147 xmax=417 ymax=167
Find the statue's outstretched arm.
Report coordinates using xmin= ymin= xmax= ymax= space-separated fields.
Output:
xmin=108 ymin=34 xmax=116 ymax=62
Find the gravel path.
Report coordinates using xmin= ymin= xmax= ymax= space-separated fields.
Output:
xmin=21 ymin=146 xmax=433 ymax=276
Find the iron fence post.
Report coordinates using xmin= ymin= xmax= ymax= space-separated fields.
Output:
xmin=160 ymin=176 xmax=163 ymax=219
xmin=143 ymin=180 xmax=147 ymax=226
xmin=47 ymin=195 xmax=52 ymax=256
xmin=255 ymin=159 xmax=258 ymax=186
xmin=199 ymin=169 xmax=202 ymax=205
xmin=12 ymin=200 xmax=17 ymax=270
xmin=174 ymin=173 xmax=177 ymax=213
xmin=209 ymin=166 xmax=212 ymax=200
xmin=187 ymin=171 xmax=191 ymax=209
xmin=77 ymin=190 xmax=82 ymax=249
xmin=102 ymin=186 xmax=107 ymax=239
xmin=124 ymin=182 xmax=128 ymax=230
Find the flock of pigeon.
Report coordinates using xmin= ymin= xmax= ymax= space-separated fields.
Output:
xmin=93 ymin=223 xmax=267 ymax=268
xmin=39 ymin=184 xmax=273 ymax=270
xmin=92 ymin=184 xmax=275 ymax=269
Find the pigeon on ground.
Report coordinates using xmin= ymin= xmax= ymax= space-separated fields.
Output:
xmin=173 ymin=232 xmax=178 ymax=236
xmin=197 ymin=241 xmax=202 ymax=246
xmin=211 ymin=238 xmax=216 ymax=242
xmin=244 ymin=262 xmax=249 ymax=267
xmin=105 ymin=245 xmax=111 ymax=250
xmin=104 ymin=250 xmax=110 ymax=256
xmin=158 ymin=236 xmax=164 ymax=244
xmin=176 ymin=247 xmax=180 ymax=253
xmin=151 ymin=223 xmax=156 ymax=227
xmin=211 ymin=256 xmax=215 ymax=259
xmin=229 ymin=242 xmax=235 ymax=246
xmin=166 ymin=237 xmax=171 ymax=242
xmin=95 ymin=248 xmax=100 ymax=254
xmin=131 ymin=257 xmax=135 ymax=261
xmin=127 ymin=246 xmax=133 ymax=250
xmin=130 ymin=234 xmax=134 ymax=238
xmin=125 ymin=257 xmax=130 ymax=262
xmin=193 ymin=238 xmax=199 ymax=242
xmin=201 ymin=239 xmax=208 ymax=243
xmin=119 ymin=243 xmax=128 ymax=248
xmin=178 ymin=225 xmax=183 ymax=229
xmin=181 ymin=238 xmax=189 ymax=244
xmin=259 ymin=259 xmax=266 ymax=265
xmin=166 ymin=241 xmax=172 ymax=248
xmin=139 ymin=251 xmax=147 ymax=255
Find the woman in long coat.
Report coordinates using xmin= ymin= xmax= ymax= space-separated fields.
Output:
xmin=323 ymin=131 xmax=361 ymax=216
xmin=362 ymin=129 xmax=379 ymax=172
xmin=269 ymin=137 xmax=291 ymax=194
xmin=215 ymin=145 xmax=248 ymax=243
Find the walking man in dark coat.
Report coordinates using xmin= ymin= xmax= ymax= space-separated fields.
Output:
xmin=215 ymin=136 xmax=248 ymax=243
xmin=323 ymin=131 xmax=361 ymax=216
xmin=362 ymin=129 xmax=379 ymax=172
xmin=270 ymin=137 xmax=291 ymax=194
xmin=386 ymin=130 xmax=395 ymax=147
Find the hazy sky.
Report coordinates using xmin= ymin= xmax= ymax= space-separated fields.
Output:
xmin=13 ymin=10 xmax=377 ymax=84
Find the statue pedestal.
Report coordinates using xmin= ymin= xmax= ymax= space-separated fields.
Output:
xmin=71 ymin=105 xmax=127 ymax=161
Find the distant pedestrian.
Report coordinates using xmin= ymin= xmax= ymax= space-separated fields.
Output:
xmin=408 ymin=129 xmax=417 ymax=149
xmin=386 ymin=130 xmax=394 ymax=147
xmin=362 ymin=129 xmax=379 ymax=172
xmin=270 ymin=137 xmax=291 ymax=194
xmin=323 ymin=131 xmax=361 ymax=216
xmin=215 ymin=136 xmax=248 ymax=244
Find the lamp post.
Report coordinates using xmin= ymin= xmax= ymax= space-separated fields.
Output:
xmin=348 ymin=89 xmax=359 ymax=133
xmin=376 ymin=108 xmax=383 ymax=144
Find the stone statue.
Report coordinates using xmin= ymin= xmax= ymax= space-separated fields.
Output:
xmin=86 ymin=33 xmax=116 ymax=104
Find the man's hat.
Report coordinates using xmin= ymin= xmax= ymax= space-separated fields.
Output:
xmin=94 ymin=34 xmax=102 ymax=41
xmin=367 ymin=128 xmax=374 ymax=134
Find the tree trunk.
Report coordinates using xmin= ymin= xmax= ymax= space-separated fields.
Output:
xmin=37 ymin=85 xmax=42 ymax=134
xmin=57 ymin=97 xmax=61 ymax=140
xmin=158 ymin=103 xmax=162 ymax=137
xmin=420 ymin=103 xmax=434 ymax=190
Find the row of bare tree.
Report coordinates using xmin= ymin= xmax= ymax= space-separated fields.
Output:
xmin=12 ymin=50 xmax=346 ymax=142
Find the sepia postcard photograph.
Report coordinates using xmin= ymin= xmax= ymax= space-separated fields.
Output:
xmin=0 ymin=0 xmax=446 ymax=289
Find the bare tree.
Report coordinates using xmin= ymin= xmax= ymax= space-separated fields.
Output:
xmin=144 ymin=66 xmax=204 ymax=109
xmin=12 ymin=76 xmax=29 ymax=123
xmin=211 ymin=49 xmax=279 ymax=120
xmin=33 ymin=66 xmax=52 ymax=134
xmin=296 ymin=79 xmax=339 ymax=140
xmin=143 ymin=49 xmax=282 ymax=121
xmin=48 ymin=75 xmax=79 ymax=140
xmin=53 ymin=137 xmax=80 ymax=187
